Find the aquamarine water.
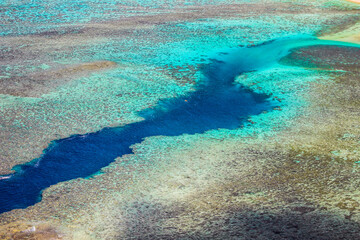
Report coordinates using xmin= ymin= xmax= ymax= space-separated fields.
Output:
xmin=0 ymin=0 xmax=257 ymax=36
xmin=0 ymin=36 xmax=359 ymax=214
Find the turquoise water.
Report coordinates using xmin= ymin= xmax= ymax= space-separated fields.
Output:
xmin=0 ymin=36 xmax=359 ymax=214
xmin=0 ymin=0 xmax=256 ymax=36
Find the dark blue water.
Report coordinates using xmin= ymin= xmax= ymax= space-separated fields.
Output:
xmin=4 ymin=36 xmax=339 ymax=214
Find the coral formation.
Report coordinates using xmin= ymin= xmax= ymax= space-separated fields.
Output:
xmin=0 ymin=0 xmax=360 ymax=239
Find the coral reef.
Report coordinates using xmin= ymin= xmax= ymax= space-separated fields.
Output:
xmin=0 ymin=0 xmax=360 ymax=239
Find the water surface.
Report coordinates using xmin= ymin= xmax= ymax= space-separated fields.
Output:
xmin=1 ymin=36 xmax=357 ymax=214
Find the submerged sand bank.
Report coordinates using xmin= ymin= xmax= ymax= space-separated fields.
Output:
xmin=321 ymin=1 xmax=360 ymax=43
xmin=346 ymin=0 xmax=360 ymax=4
xmin=320 ymin=21 xmax=360 ymax=43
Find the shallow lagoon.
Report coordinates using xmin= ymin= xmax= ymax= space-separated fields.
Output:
xmin=1 ymin=35 xmax=360 ymax=214
xmin=0 ymin=38 xmax=273 ymax=214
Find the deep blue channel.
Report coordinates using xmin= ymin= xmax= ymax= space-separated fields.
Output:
xmin=2 ymin=37 xmax=321 ymax=214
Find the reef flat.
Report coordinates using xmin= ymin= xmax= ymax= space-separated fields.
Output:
xmin=1 ymin=0 xmax=360 ymax=239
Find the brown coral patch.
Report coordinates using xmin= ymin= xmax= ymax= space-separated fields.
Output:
xmin=0 ymin=61 xmax=117 ymax=97
xmin=0 ymin=222 xmax=62 ymax=240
